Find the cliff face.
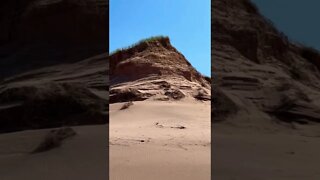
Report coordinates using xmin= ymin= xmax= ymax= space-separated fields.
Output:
xmin=0 ymin=0 xmax=108 ymax=78
xmin=110 ymin=37 xmax=211 ymax=103
xmin=0 ymin=0 xmax=108 ymax=133
xmin=0 ymin=0 xmax=107 ymax=43
xmin=213 ymin=0 xmax=320 ymax=127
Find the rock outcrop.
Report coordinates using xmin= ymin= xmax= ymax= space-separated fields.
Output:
xmin=213 ymin=0 xmax=320 ymax=126
xmin=110 ymin=36 xmax=211 ymax=103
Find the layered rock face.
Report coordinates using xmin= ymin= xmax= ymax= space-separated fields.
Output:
xmin=213 ymin=0 xmax=320 ymax=126
xmin=0 ymin=54 xmax=108 ymax=133
xmin=0 ymin=0 xmax=108 ymax=133
xmin=110 ymin=37 xmax=211 ymax=103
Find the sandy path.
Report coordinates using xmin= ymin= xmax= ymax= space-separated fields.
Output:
xmin=109 ymin=100 xmax=211 ymax=180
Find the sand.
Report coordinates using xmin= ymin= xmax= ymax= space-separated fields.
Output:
xmin=109 ymin=100 xmax=211 ymax=180
xmin=0 ymin=96 xmax=210 ymax=180
xmin=0 ymin=125 xmax=108 ymax=180
xmin=212 ymin=124 xmax=320 ymax=180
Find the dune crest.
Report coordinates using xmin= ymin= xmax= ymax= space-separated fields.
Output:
xmin=110 ymin=36 xmax=211 ymax=103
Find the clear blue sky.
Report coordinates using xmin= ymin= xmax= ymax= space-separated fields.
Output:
xmin=110 ymin=0 xmax=211 ymax=76
xmin=252 ymin=0 xmax=320 ymax=50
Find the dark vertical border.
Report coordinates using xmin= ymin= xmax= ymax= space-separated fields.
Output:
xmin=210 ymin=0 xmax=213 ymax=179
xmin=107 ymin=0 xmax=110 ymax=179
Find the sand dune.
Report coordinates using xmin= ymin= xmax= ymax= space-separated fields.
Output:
xmin=212 ymin=0 xmax=320 ymax=179
xmin=110 ymin=100 xmax=211 ymax=180
xmin=109 ymin=37 xmax=211 ymax=180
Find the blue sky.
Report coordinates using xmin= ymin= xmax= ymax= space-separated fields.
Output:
xmin=110 ymin=0 xmax=211 ymax=76
xmin=252 ymin=0 xmax=320 ymax=50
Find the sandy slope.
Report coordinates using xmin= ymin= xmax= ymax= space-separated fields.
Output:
xmin=110 ymin=100 xmax=211 ymax=180
xmin=213 ymin=124 xmax=320 ymax=180
xmin=0 ymin=125 xmax=108 ymax=180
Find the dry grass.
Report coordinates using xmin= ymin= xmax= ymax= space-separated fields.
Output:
xmin=31 ymin=127 xmax=76 ymax=153
xmin=110 ymin=35 xmax=169 ymax=56
xmin=120 ymin=101 xmax=134 ymax=110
